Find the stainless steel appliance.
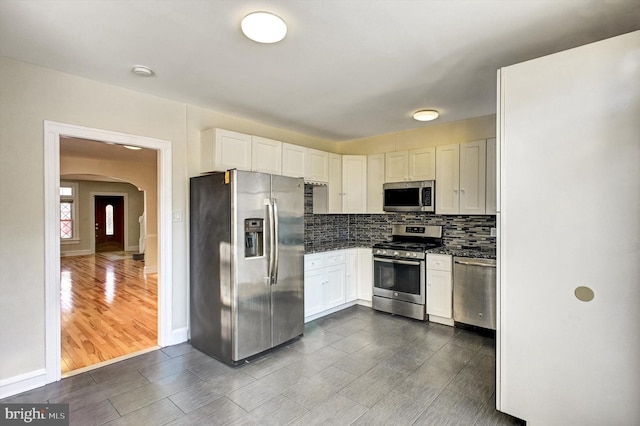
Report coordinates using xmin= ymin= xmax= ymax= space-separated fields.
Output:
xmin=372 ymin=225 xmax=442 ymax=320
xmin=383 ymin=180 xmax=435 ymax=212
xmin=453 ymin=257 xmax=496 ymax=330
xmin=189 ymin=170 xmax=305 ymax=365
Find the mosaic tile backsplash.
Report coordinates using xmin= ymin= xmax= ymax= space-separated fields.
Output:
xmin=304 ymin=184 xmax=496 ymax=253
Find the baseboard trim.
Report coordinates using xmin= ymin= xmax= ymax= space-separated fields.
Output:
xmin=304 ymin=301 xmax=357 ymax=323
xmin=126 ymin=245 xmax=139 ymax=252
xmin=166 ymin=327 xmax=188 ymax=346
xmin=143 ymin=265 xmax=158 ymax=274
xmin=356 ymin=299 xmax=372 ymax=308
xmin=60 ymin=249 xmax=93 ymax=257
xmin=0 ymin=369 xmax=47 ymax=400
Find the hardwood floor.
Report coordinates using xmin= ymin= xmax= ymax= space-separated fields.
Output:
xmin=60 ymin=252 xmax=157 ymax=374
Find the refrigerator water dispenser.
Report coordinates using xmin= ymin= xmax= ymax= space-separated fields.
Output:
xmin=244 ymin=218 xmax=264 ymax=258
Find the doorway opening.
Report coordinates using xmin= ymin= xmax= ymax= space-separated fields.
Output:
xmin=44 ymin=121 xmax=174 ymax=384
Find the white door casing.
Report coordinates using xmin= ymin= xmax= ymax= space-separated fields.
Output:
xmin=44 ymin=121 xmax=173 ymax=383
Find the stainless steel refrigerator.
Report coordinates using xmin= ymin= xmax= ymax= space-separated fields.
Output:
xmin=189 ymin=170 xmax=304 ymax=365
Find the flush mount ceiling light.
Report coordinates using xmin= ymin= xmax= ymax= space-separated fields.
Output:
xmin=132 ymin=65 xmax=154 ymax=77
xmin=123 ymin=145 xmax=142 ymax=150
xmin=241 ymin=11 xmax=287 ymax=43
xmin=413 ymin=110 xmax=440 ymax=122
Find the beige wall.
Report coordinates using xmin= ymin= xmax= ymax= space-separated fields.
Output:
xmin=60 ymin=180 xmax=145 ymax=254
xmin=0 ymin=56 xmax=187 ymax=382
xmin=335 ymin=115 xmax=496 ymax=154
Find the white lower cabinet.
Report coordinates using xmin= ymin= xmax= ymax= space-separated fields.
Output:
xmin=356 ymin=248 xmax=373 ymax=304
xmin=426 ymin=253 xmax=454 ymax=326
xmin=304 ymin=248 xmax=370 ymax=321
xmin=345 ymin=250 xmax=358 ymax=302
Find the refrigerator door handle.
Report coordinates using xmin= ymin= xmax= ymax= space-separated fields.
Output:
xmin=267 ymin=199 xmax=275 ymax=283
xmin=272 ymin=198 xmax=279 ymax=285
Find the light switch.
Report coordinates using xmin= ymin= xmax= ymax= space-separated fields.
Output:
xmin=490 ymin=227 xmax=497 ymax=237
xmin=172 ymin=210 xmax=183 ymax=222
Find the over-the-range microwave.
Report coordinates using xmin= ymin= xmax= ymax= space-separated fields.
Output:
xmin=383 ymin=180 xmax=435 ymax=212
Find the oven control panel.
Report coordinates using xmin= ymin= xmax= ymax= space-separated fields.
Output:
xmin=373 ymin=248 xmax=425 ymax=260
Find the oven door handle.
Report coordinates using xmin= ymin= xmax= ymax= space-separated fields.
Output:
xmin=373 ymin=257 xmax=423 ymax=266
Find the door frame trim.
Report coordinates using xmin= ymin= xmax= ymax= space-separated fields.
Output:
xmin=44 ymin=120 xmax=173 ymax=383
xmin=91 ymin=192 xmax=129 ymax=253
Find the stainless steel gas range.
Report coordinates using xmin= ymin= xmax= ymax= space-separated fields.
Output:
xmin=372 ymin=224 xmax=443 ymax=320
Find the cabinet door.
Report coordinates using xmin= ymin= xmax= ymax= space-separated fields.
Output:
xmin=325 ymin=264 xmax=346 ymax=309
xmin=385 ymin=151 xmax=408 ymax=182
xmin=409 ymin=147 xmax=436 ymax=180
xmin=426 ymin=269 xmax=452 ymax=318
xmin=306 ymin=149 xmax=329 ymax=183
xmin=485 ymin=138 xmax=497 ymax=215
xmin=459 ymin=139 xmax=487 ymax=214
xmin=367 ymin=154 xmax=385 ymax=213
xmin=304 ymin=268 xmax=325 ymax=318
xmin=201 ymin=128 xmax=252 ymax=173
xmin=357 ymin=248 xmax=373 ymax=302
xmin=328 ymin=153 xmax=343 ymax=213
xmin=252 ymin=136 xmax=282 ymax=174
xmin=342 ymin=155 xmax=367 ymax=213
xmin=436 ymin=144 xmax=460 ymax=214
xmin=282 ymin=143 xmax=306 ymax=178
xmin=345 ymin=250 xmax=358 ymax=303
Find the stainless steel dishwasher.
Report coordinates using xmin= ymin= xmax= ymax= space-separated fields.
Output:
xmin=453 ymin=257 xmax=496 ymax=330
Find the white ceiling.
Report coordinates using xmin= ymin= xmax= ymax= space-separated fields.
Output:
xmin=1 ymin=1 xmax=639 ymax=141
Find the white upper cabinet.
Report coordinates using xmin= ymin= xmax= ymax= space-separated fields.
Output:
xmin=282 ymin=143 xmax=306 ymax=178
xmin=436 ymin=140 xmax=487 ymax=215
xmin=200 ymin=128 xmax=252 ymax=173
xmin=367 ymin=154 xmax=385 ymax=213
xmin=385 ymin=148 xmax=436 ymax=182
xmin=385 ymin=151 xmax=409 ymax=182
xmin=327 ymin=153 xmax=343 ymax=213
xmin=408 ymin=147 xmax=436 ymax=181
xmin=485 ymin=138 xmax=497 ymax=215
xmin=435 ymin=144 xmax=460 ymax=214
xmin=306 ymin=148 xmax=329 ymax=183
xmin=251 ymin=136 xmax=282 ymax=174
xmin=459 ymin=139 xmax=486 ymax=214
xmin=342 ymin=155 xmax=367 ymax=213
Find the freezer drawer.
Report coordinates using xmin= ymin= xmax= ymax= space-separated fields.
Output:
xmin=453 ymin=257 xmax=496 ymax=330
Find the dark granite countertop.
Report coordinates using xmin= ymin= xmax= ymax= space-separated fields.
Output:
xmin=305 ymin=243 xmax=362 ymax=254
xmin=305 ymin=244 xmax=496 ymax=259
xmin=427 ymin=247 xmax=496 ymax=259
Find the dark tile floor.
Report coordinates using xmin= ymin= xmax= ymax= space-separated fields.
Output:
xmin=2 ymin=306 xmax=524 ymax=425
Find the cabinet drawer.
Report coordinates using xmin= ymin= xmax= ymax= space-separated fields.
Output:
xmin=325 ymin=251 xmax=346 ymax=266
xmin=427 ymin=254 xmax=452 ymax=271
xmin=304 ymin=254 xmax=326 ymax=271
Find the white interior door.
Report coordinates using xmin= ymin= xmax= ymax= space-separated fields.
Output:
xmin=498 ymin=31 xmax=640 ymax=424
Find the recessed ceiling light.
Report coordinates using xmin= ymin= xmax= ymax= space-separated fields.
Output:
xmin=123 ymin=145 xmax=142 ymax=150
xmin=413 ymin=110 xmax=440 ymax=122
xmin=241 ymin=11 xmax=287 ymax=44
xmin=132 ymin=65 xmax=154 ymax=77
